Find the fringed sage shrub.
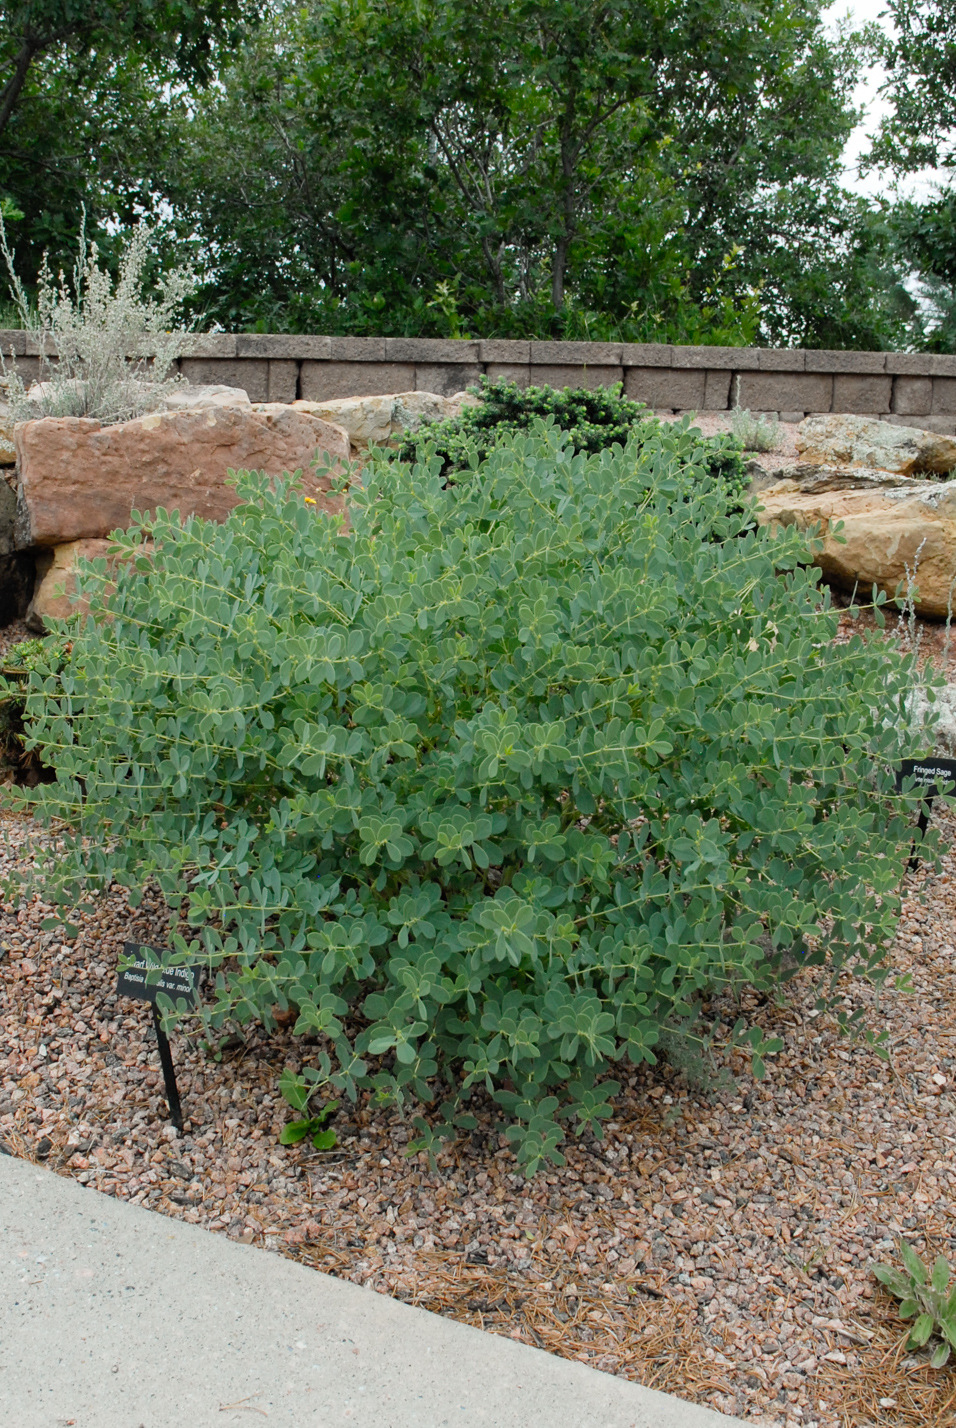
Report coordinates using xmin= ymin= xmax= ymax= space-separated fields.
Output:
xmin=7 ymin=423 xmax=927 ymax=1173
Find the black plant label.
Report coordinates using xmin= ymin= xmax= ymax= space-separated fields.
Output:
xmin=897 ymin=757 xmax=956 ymax=798
xmin=117 ymin=943 xmax=197 ymax=1006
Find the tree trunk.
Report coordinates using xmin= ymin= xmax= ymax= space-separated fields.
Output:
xmin=551 ymin=238 xmax=567 ymax=310
xmin=0 ymin=40 xmax=38 ymax=142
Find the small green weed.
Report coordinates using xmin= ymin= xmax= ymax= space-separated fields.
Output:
xmin=873 ymin=1243 xmax=956 ymax=1367
xmin=279 ymin=1064 xmax=339 ymax=1150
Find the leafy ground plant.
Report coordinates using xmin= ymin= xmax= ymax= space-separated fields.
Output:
xmin=399 ymin=377 xmax=748 ymax=502
xmin=0 ymin=214 xmax=193 ymax=424
xmin=278 ymin=1065 xmax=339 ymax=1150
xmin=3 ymin=422 xmax=934 ymax=1174
xmin=873 ymin=1244 xmax=956 ymax=1368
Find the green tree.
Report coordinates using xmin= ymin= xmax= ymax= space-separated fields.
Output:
xmin=0 ymin=1 xmax=260 ymax=137
xmin=871 ymin=0 xmax=956 ymax=172
xmin=161 ymin=0 xmax=907 ymax=345
xmin=868 ymin=0 xmax=956 ymax=350
xmin=0 ymin=2 xmax=261 ymax=293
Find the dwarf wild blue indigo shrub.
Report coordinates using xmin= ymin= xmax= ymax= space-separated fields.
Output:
xmin=7 ymin=422 xmax=928 ymax=1172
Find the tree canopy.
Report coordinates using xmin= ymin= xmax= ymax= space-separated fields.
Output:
xmin=0 ymin=0 xmax=941 ymax=348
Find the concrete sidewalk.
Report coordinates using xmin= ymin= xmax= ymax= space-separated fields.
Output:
xmin=1 ymin=1156 xmax=745 ymax=1428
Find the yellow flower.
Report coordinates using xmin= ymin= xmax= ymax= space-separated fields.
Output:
xmin=304 ymin=497 xmax=316 ymax=505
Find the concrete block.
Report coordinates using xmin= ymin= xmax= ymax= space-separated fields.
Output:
xmin=805 ymin=349 xmax=886 ymax=374
xmin=885 ymin=352 xmax=935 ymax=375
xmin=891 ymin=376 xmax=933 ymax=416
xmin=736 ymin=372 xmax=832 ymax=412
xmin=299 ymin=360 xmax=414 ymax=400
xmin=328 ymin=337 xmax=386 ymax=361
xmin=932 ymin=377 xmax=956 ymax=414
xmin=832 ymin=374 xmax=892 ymax=413
xmin=485 ymin=363 xmax=531 ymax=387
xmin=703 ymin=370 xmax=732 ymax=408
xmin=6 ymin=356 xmax=39 ymax=385
xmin=757 ymin=349 xmax=806 ymax=371
xmin=883 ymin=413 xmax=956 ymax=434
xmin=931 ymin=354 xmax=956 ymax=377
xmin=620 ymin=341 xmax=671 ymax=365
xmin=385 ymin=337 xmax=479 ymax=362
xmin=236 ymin=334 xmax=331 ymax=359
xmin=672 ymin=345 xmax=752 ymax=370
xmin=620 ymin=342 xmax=672 ymax=366
xmin=0 ymin=329 xmax=26 ymax=356
xmin=780 ymin=412 xmax=805 ymax=424
xmin=415 ymin=363 xmax=482 ymax=396
xmin=478 ymin=339 xmax=531 ymax=362
xmin=530 ymin=364 xmax=623 ymax=390
xmin=625 ymin=367 xmax=706 ymax=408
xmin=180 ymin=358 xmax=268 ymax=401
xmin=23 ymin=333 xmax=57 ymax=357
xmin=267 ymin=360 xmax=299 ymax=403
xmin=178 ymin=334 xmax=239 ymax=359
xmin=529 ymin=341 xmax=622 ymax=364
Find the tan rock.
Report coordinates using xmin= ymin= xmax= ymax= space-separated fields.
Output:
xmin=796 ymin=414 xmax=956 ymax=476
xmin=15 ymin=404 xmax=350 ymax=547
xmin=0 ymin=408 xmax=15 ymax=465
xmin=162 ymin=384 xmax=252 ymax=410
xmin=26 ymin=539 xmax=114 ymax=630
xmin=757 ymin=478 xmax=956 ymax=617
xmin=285 ymin=391 xmax=461 ymax=451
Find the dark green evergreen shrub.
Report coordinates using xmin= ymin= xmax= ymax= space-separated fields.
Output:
xmin=398 ymin=377 xmax=748 ymax=502
xmin=6 ymin=424 xmax=926 ymax=1173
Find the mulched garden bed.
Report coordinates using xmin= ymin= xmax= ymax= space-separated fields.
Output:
xmin=2 ymin=478 xmax=956 ymax=1428
xmin=2 ymin=794 xmax=955 ymax=1428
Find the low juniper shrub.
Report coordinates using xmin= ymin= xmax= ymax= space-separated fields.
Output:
xmin=399 ymin=377 xmax=748 ymax=502
xmin=5 ymin=422 xmax=932 ymax=1174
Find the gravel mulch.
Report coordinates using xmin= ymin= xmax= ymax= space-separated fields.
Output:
xmin=2 ymin=793 xmax=956 ymax=1428
xmin=656 ymin=412 xmax=804 ymax=474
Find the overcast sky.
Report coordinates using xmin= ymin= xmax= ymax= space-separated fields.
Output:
xmin=822 ymin=0 xmax=947 ymax=200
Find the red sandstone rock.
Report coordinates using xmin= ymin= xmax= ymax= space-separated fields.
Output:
xmin=26 ymin=539 xmax=114 ymax=629
xmin=14 ymin=403 xmax=350 ymax=547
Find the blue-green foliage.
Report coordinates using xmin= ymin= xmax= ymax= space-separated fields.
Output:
xmin=7 ymin=422 xmax=927 ymax=1173
xmin=397 ymin=379 xmax=749 ymax=503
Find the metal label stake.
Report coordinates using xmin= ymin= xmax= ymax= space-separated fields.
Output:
xmin=151 ymin=1006 xmax=184 ymax=1131
xmin=116 ymin=944 xmax=197 ymax=1131
xmin=897 ymin=757 xmax=956 ymax=872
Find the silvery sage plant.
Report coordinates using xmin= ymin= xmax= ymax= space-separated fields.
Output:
xmin=0 ymin=214 xmax=194 ymax=425
xmin=5 ymin=422 xmax=934 ymax=1173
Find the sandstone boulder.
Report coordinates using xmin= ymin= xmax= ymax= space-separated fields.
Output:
xmin=757 ymin=476 xmax=956 ymax=617
xmin=25 ymin=539 xmax=113 ymax=631
xmin=0 ymin=411 xmax=15 ymax=465
xmin=162 ymin=384 xmax=251 ymax=410
xmin=908 ymin=683 xmax=956 ymax=758
xmin=0 ymin=474 xmax=32 ymax=623
xmin=286 ymin=390 xmax=465 ymax=452
xmin=796 ymin=414 xmax=956 ymax=476
xmin=14 ymin=404 xmax=350 ymax=548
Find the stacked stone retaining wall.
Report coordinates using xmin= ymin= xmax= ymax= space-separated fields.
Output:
xmin=3 ymin=333 xmax=956 ymax=431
